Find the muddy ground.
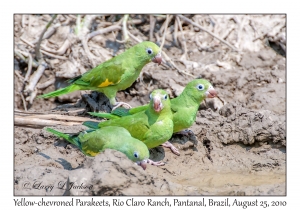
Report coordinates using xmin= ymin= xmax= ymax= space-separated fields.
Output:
xmin=14 ymin=14 xmax=286 ymax=195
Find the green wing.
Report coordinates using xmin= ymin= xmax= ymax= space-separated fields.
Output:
xmin=98 ymin=112 xmax=150 ymax=142
xmin=73 ymin=57 xmax=125 ymax=88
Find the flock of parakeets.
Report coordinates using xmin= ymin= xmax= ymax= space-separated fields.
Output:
xmin=41 ymin=41 xmax=217 ymax=170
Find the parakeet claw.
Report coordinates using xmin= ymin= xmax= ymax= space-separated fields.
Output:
xmin=112 ymin=102 xmax=132 ymax=111
xmin=161 ymin=141 xmax=180 ymax=156
xmin=147 ymin=159 xmax=165 ymax=166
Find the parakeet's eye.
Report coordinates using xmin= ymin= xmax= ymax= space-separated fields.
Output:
xmin=134 ymin=152 xmax=139 ymax=158
xmin=149 ymin=94 xmax=152 ymax=100
xmin=163 ymin=94 xmax=168 ymax=100
xmin=146 ymin=48 xmax=153 ymax=55
xmin=197 ymin=84 xmax=205 ymax=90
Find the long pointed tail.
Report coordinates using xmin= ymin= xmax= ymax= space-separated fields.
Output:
xmin=88 ymin=112 xmax=120 ymax=120
xmin=38 ymin=84 xmax=80 ymax=99
xmin=46 ymin=128 xmax=80 ymax=148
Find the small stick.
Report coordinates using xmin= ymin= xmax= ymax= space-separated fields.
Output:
xmin=24 ymin=52 xmax=33 ymax=82
xmin=177 ymin=14 xmax=240 ymax=52
xmin=21 ymin=14 xmax=27 ymax=28
xmin=41 ymin=38 xmax=71 ymax=55
xmin=25 ymin=88 xmax=37 ymax=104
xmin=14 ymin=70 xmax=25 ymax=81
xmin=122 ymin=14 xmax=130 ymax=42
xmin=87 ymin=24 xmax=122 ymax=40
xmin=14 ymin=49 xmax=39 ymax=68
xmin=20 ymin=37 xmax=68 ymax=60
xmin=24 ymin=62 xmax=47 ymax=94
xmin=176 ymin=16 xmax=188 ymax=60
xmin=14 ymin=116 xmax=81 ymax=128
xmin=173 ymin=17 xmax=178 ymax=45
xmin=127 ymin=30 xmax=142 ymax=43
xmin=32 ymin=23 xmax=60 ymax=44
xmin=161 ymin=51 xmax=195 ymax=78
xmin=159 ymin=14 xmax=170 ymax=51
xmin=40 ymin=50 xmax=68 ymax=60
xmin=16 ymin=113 xmax=99 ymax=122
xmin=149 ymin=15 xmax=155 ymax=42
xmin=159 ymin=15 xmax=172 ymax=35
xmin=20 ymin=37 xmax=35 ymax=47
xmin=37 ymin=78 xmax=55 ymax=89
xmin=35 ymin=14 xmax=57 ymax=61
xmin=18 ymin=92 xmax=28 ymax=111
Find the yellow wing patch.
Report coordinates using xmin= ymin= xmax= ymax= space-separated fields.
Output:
xmin=84 ymin=149 xmax=99 ymax=157
xmin=98 ymin=79 xmax=114 ymax=87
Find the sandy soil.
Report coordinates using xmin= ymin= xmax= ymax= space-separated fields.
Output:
xmin=14 ymin=14 xmax=286 ymax=195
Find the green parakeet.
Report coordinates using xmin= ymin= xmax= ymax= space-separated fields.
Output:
xmin=88 ymin=79 xmax=217 ymax=134
xmin=38 ymin=41 xmax=162 ymax=109
xmin=83 ymin=89 xmax=174 ymax=166
xmin=46 ymin=126 xmax=149 ymax=170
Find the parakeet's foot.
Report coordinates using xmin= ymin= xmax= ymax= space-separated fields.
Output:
xmin=161 ymin=141 xmax=180 ymax=156
xmin=147 ymin=159 xmax=165 ymax=166
xmin=176 ymin=129 xmax=195 ymax=137
xmin=112 ymin=102 xmax=132 ymax=111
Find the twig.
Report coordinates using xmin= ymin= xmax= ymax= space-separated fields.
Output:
xmin=14 ymin=116 xmax=81 ymax=128
xmin=15 ymin=113 xmax=99 ymax=123
xmin=14 ymin=71 xmax=24 ymax=82
xmin=177 ymin=14 xmax=240 ymax=52
xmin=20 ymin=37 xmax=35 ymax=47
xmin=24 ymin=62 xmax=47 ymax=94
xmin=21 ymin=15 xmax=27 ymax=28
xmin=40 ymin=50 xmax=68 ymax=60
xmin=149 ymin=15 xmax=155 ymax=42
xmin=41 ymin=38 xmax=71 ymax=55
xmin=18 ymin=92 xmax=28 ymax=111
xmin=87 ymin=25 xmax=122 ymax=40
xmin=35 ymin=14 xmax=57 ymax=61
xmin=173 ymin=17 xmax=178 ymax=46
xmin=25 ymin=88 xmax=38 ymax=104
xmin=14 ymin=49 xmax=39 ymax=68
xmin=77 ymin=15 xmax=99 ymax=67
xmin=176 ymin=16 xmax=188 ymax=60
xmin=160 ymin=15 xmax=170 ymax=51
xmin=32 ymin=23 xmax=60 ymax=44
xmin=128 ymin=30 xmax=142 ymax=43
xmin=24 ymin=52 xmax=33 ymax=82
xmin=122 ymin=14 xmax=130 ymax=42
xmin=161 ymin=51 xmax=195 ymax=78
xmin=159 ymin=15 xmax=172 ymax=35
xmin=20 ymin=37 xmax=68 ymax=60
xmin=37 ymin=78 xmax=55 ymax=89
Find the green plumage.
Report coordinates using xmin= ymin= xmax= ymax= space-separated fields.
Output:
xmin=88 ymin=79 xmax=216 ymax=133
xmin=39 ymin=41 xmax=161 ymax=105
xmin=46 ymin=126 xmax=149 ymax=165
xmin=83 ymin=89 xmax=174 ymax=149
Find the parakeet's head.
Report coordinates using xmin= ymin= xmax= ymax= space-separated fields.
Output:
xmin=149 ymin=89 xmax=171 ymax=113
xmin=122 ymin=138 xmax=150 ymax=170
xmin=134 ymin=41 xmax=162 ymax=65
xmin=184 ymin=79 xmax=217 ymax=103
xmin=103 ymin=126 xmax=150 ymax=170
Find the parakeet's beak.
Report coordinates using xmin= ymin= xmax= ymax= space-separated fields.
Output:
xmin=153 ymin=96 xmax=163 ymax=112
xmin=206 ymin=87 xmax=217 ymax=98
xmin=152 ymin=52 xmax=162 ymax=65
xmin=137 ymin=160 xmax=147 ymax=170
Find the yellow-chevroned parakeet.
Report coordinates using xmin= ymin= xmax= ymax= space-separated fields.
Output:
xmin=46 ymin=126 xmax=149 ymax=170
xmin=83 ymin=89 xmax=175 ymax=166
xmin=88 ymin=79 xmax=217 ymax=135
xmin=38 ymin=41 xmax=162 ymax=109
